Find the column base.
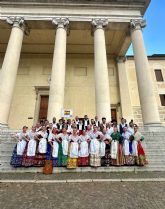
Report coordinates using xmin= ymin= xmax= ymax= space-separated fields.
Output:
xmin=0 ymin=123 xmax=9 ymax=130
xmin=140 ymin=123 xmax=165 ymax=132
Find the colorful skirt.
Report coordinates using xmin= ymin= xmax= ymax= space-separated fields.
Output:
xmin=111 ymin=144 xmax=125 ymax=166
xmin=124 ymin=142 xmax=135 ymax=166
xmin=124 ymin=155 xmax=135 ymax=165
xmin=78 ymin=156 xmax=89 ymax=166
xmin=137 ymin=141 xmax=148 ymax=166
xmin=34 ymin=153 xmax=45 ymax=167
xmin=90 ymin=154 xmax=101 ymax=167
xmin=101 ymin=145 xmax=111 ymax=166
xmin=67 ymin=144 xmax=77 ymax=169
xmin=22 ymin=144 xmax=36 ymax=167
xmin=46 ymin=143 xmax=58 ymax=167
xmin=10 ymin=145 xmax=23 ymax=167
xmin=58 ymin=143 xmax=68 ymax=167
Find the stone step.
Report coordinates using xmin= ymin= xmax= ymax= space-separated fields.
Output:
xmin=0 ymin=130 xmax=165 ymax=173
xmin=1 ymin=165 xmax=165 ymax=173
xmin=0 ymin=144 xmax=16 ymax=148
xmin=146 ymin=151 xmax=165 ymax=155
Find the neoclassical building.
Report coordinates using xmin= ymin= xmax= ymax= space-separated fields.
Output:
xmin=0 ymin=0 xmax=165 ymax=129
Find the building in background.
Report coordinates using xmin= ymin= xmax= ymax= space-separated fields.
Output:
xmin=0 ymin=0 xmax=164 ymax=129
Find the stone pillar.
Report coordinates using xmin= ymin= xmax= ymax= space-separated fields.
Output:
xmin=130 ymin=19 xmax=160 ymax=125
xmin=92 ymin=19 xmax=111 ymax=121
xmin=117 ymin=57 xmax=134 ymax=122
xmin=0 ymin=17 xmax=29 ymax=128
xmin=47 ymin=18 xmax=69 ymax=121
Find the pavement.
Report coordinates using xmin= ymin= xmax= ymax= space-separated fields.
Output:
xmin=0 ymin=172 xmax=165 ymax=209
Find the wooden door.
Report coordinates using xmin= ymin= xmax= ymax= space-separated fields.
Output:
xmin=111 ymin=109 xmax=117 ymax=121
xmin=39 ymin=96 xmax=49 ymax=121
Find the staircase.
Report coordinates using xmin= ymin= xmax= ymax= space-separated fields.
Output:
xmin=0 ymin=128 xmax=165 ymax=173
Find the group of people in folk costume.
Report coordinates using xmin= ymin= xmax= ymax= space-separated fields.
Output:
xmin=10 ymin=116 xmax=148 ymax=170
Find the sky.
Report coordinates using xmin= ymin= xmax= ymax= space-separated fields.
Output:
xmin=127 ymin=0 xmax=165 ymax=56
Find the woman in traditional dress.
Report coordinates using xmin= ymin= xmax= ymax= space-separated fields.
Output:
xmin=89 ymin=125 xmax=103 ymax=167
xmin=57 ymin=128 xmax=69 ymax=166
xmin=127 ymin=121 xmax=134 ymax=136
xmin=78 ymin=130 xmax=90 ymax=166
xmin=110 ymin=126 xmax=124 ymax=166
xmin=48 ymin=127 xmax=59 ymax=167
xmin=34 ymin=126 xmax=48 ymax=166
xmin=10 ymin=126 xmax=28 ymax=167
xmin=133 ymin=124 xmax=148 ymax=166
xmin=101 ymin=128 xmax=112 ymax=166
xmin=122 ymin=127 xmax=135 ymax=165
xmin=86 ymin=125 xmax=93 ymax=138
xmin=22 ymin=126 xmax=37 ymax=167
xmin=67 ymin=127 xmax=80 ymax=169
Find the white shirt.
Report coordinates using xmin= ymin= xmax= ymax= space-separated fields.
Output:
xmin=52 ymin=123 xmax=57 ymax=128
xmin=122 ymin=131 xmax=131 ymax=140
xmin=78 ymin=123 xmax=83 ymax=130
xmin=67 ymin=124 xmax=72 ymax=133
xmin=84 ymin=120 xmax=88 ymax=127
xmin=107 ymin=127 xmax=114 ymax=136
xmin=127 ymin=127 xmax=134 ymax=135
xmin=95 ymin=121 xmax=100 ymax=127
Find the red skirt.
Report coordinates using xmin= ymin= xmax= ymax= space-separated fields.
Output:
xmin=137 ymin=142 xmax=148 ymax=166
xmin=22 ymin=143 xmax=36 ymax=167
xmin=78 ymin=156 xmax=89 ymax=166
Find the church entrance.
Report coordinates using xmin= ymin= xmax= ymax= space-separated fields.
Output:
xmin=37 ymin=96 xmax=117 ymax=122
xmin=38 ymin=95 xmax=49 ymax=122
xmin=111 ymin=109 xmax=117 ymax=122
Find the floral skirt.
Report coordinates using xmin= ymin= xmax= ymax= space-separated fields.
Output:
xmin=67 ymin=144 xmax=77 ymax=169
xmin=22 ymin=144 xmax=36 ymax=167
xmin=124 ymin=155 xmax=135 ymax=165
xmin=101 ymin=145 xmax=111 ymax=166
xmin=34 ymin=153 xmax=45 ymax=167
xmin=10 ymin=145 xmax=23 ymax=167
xmin=78 ymin=156 xmax=89 ymax=166
xmin=137 ymin=142 xmax=148 ymax=166
xmin=90 ymin=154 xmax=101 ymax=167
xmin=67 ymin=158 xmax=78 ymax=168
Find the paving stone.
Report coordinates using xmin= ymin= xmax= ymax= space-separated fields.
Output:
xmin=0 ymin=182 xmax=165 ymax=209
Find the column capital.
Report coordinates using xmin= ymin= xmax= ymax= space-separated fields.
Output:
xmin=6 ymin=16 xmax=30 ymax=35
xmin=116 ymin=56 xmax=126 ymax=63
xmin=52 ymin=18 xmax=69 ymax=30
xmin=130 ymin=19 xmax=146 ymax=31
xmin=92 ymin=18 xmax=108 ymax=30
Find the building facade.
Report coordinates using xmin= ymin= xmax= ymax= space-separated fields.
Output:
xmin=0 ymin=0 xmax=164 ymax=129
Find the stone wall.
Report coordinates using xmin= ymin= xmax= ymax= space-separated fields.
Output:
xmin=0 ymin=54 xmax=120 ymax=129
xmin=132 ymin=106 xmax=143 ymax=126
xmin=133 ymin=106 xmax=165 ymax=126
xmin=158 ymin=106 xmax=165 ymax=124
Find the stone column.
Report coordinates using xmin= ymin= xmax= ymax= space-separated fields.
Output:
xmin=0 ymin=17 xmax=29 ymax=128
xmin=130 ymin=19 xmax=160 ymax=125
xmin=92 ymin=19 xmax=111 ymax=121
xmin=47 ymin=18 xmax=69 ymax=121
xmin=117 ymin=56 xmax=134 ymax=122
